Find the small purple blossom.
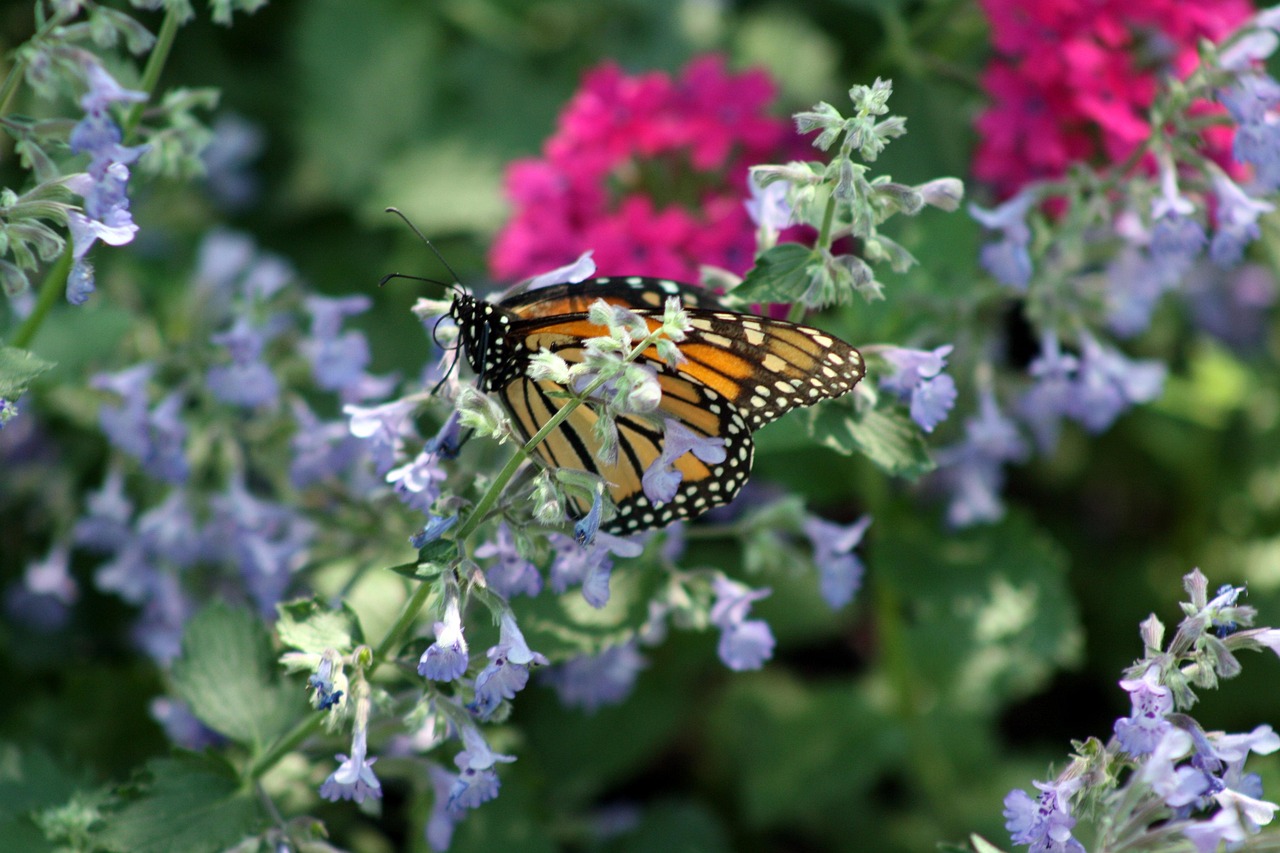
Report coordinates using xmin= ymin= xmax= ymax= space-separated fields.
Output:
xmin=523 ymin=251 xmax=597 ymax=291
xmin=425 ymin=764 xmax=463 ymax=851
xmin=319 ymin=724 xmax=382 ymax=804
xmin=548 ymin=530 xmax=642 ymax=607
xmin=709 ymin=577 xmax=775 ymax=671
xmin=206 ymin=477 xmax=315 ymax=614
xmin=1003 ymin=778 xmax=1085 ymax=853
xmin=547 ymin=642 xmax=648 ymax=713
xmin=344 ymin=398 xmax=419 ymax=476
xmin=386 ymin=446 xmax=448 ymax=513
xmin=1218 ymin=72 xmax=1280 ymax=191
xmin=970 ymin=190 xmax=1036 ymax=290
xmin=1018 ymin=332 xmax=1078 ymax=453
xmin=449 ymin=724 xmax=516 ymax=811
xmin=878 ymin=345 xmax=957 ymax=432
xmin=63 ymin=62 xmax=149 ymax=304
xmin=802 ymin=514 xmax=871 ymax=609
xmin=935 ymin=389 xmax=1029 ymax=526
xmin=642 ymin=419 xmax=727 ymax=505
xmin=288 ymin=400 xmax=364 ymax=488
xmin=574 ymin=486 xmax=605 ymax=546
xmin=1208 ymin=169 xmax=1274 ymax=266
xmin=206 ymin=318 xmax=280 ymax=408
xmin=474 ymin=523 xmax=542 ymax=599
xmin=6 ymin=543 xmax=78 ymax=630
xmin=1114 ymin=668 xmax=1174 ymax=756
xmin=419 ymin=590 xmax=469 ymax=682
xmin=302 ymin=295 xmax=373 ymax=395
xmin=1066 ymin=333 xmax=1166 ymax=434
xmin=471 ymin=611 xmax=548 ymax=718
xmin=745 ymin=174 xmax=793 ymax=243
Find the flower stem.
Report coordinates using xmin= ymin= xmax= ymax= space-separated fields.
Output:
xmin=10 ymin=243 xmax=72 ymax=349
xmin=0 ymin=8 xmax=69 ymax=120
xmin=123 ymin=6 xmax=182 ymax=138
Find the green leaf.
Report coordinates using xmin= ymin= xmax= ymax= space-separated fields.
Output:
xmin=0 ymin=346 xmax=55 ymax=399
xmin=94 ymin=754 xmax=261 ymax=853
xmin=805 ymin=400 xmax=934 ymax=479
xmin=418 ymin=535 xmax=459 ymax=566
xmin=730 ymin=243 xmax=817 ymax=304
xmin=275 ymin=598 xmax=363 ymax=654
xmin=169 ymin=605 xmax=306 ymax=750
xmin=0 ymin=744 xmax=90 ymax=853
xmin=878 ymin=510 xmax=1082 ymax=712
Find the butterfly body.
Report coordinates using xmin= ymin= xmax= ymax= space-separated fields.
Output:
xmin=449 ymin=276 xmax=864 ymax=534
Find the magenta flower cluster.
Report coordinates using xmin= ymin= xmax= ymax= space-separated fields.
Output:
xmin=489 ymin=55 xmax=801 ymax=282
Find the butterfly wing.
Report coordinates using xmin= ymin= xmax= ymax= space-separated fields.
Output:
xmin=487 ymin=284 xmax=863 ymax=533
xmin=499 ymin=373 xmax=752 ymax=534
xmin=498 ymin=276 xmax=729 ymax=317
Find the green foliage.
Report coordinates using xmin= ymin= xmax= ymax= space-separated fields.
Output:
xmin=94 ymin=753 xmax=261 ymax=853
xmin=0 ymin=345 xmax=55 ymax=401
xmin=169 ymin=605 xmax=306 ymax=749
xmin=806 ymin=397 xmax=935 ymax=478
xmin=276 ymin=597 xmax=364 ymax=655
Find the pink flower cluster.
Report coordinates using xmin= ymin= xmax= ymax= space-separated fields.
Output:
xmin=974 ymin=0 xmax=1252 ymax=197
xmin=489 ymin=56 xmax=799 ymax=282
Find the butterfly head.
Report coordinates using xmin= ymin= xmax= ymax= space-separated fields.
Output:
xmin=449 ymin=290 xmax=517 ymax=388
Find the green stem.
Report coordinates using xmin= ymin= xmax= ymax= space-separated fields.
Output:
xmin=123 ymin=6 xmax=182 ymax=138
xmin=373 ymin=571 xmax=437 ymax=665
xmin=0 ymin=8 xmax=69 ymax=119
xmin=873 ymin=569 xmax=961 ymax=827
xmin=10 ymin=244 xmax=71 ymax=348
xmin=248 ymin=712 xmax=323 ymax=781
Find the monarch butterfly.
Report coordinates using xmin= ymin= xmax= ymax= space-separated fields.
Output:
xmin=449 ymin=276 xmax=864 ymax=535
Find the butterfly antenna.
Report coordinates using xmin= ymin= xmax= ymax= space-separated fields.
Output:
xmin=385 ymin=207 xmax=464 ymax=291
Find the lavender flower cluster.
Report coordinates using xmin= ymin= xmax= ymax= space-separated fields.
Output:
xmin=947 ymin=8 xmax=1280 ymax=529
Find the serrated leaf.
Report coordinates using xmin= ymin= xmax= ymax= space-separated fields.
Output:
xmin=805 ymin=401 xmax=934 ymax=479
xmin=730 ymin=243 xmax=816 ymax=304
xmin=169 ymin=605 xmax=307 ymax=749
xmin=418 ymin=536 xmax=458 ymax=566
xmin=0 ymin=346 xmax=55 ymax=398
xmin=275 ymin=598 xmax=362 ymax=654
xmin=94 ymin=753 xmax=261 ymax=853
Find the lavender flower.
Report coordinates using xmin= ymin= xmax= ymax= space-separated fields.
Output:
xmin=206 ymin=318 xmax=280 ymax=409
xmin=419 ymin=589 xmax=469 ymax=682
xmin=642 ymin=419 xmax=727 ymax=505
xmin=878 ymin=345 xmax=957 ymax=432
xmin=474 ymin=523 xmax=542 ymax=599
xmin=1018 ymin=332 xmax=1079 ymax=453
xmin=1208 ymin=169 xmax=1274 ymax=266
xmin=1114 ymin=668 xmax=1174 ymax=756
xmin=801 ymin=514 xmax=871 ymax=608
xmin=709 ymin=577 xmax=775 ymax=671
xmin=302 ymin=295 xmax=373 ymax=396
xmin=470 ymin=611 xmax=548 ymax=718
xmin=64 ymin=62 xmax=149 ymax=303
xmin=547 ymin=642 xmax=647 ymax=713
xmin=319 ymin=721 xmax=382 ymax=804
xmin=1066 ymin=333 xmax=1166 ymax=434
xmin=970 ymin=190 xmax=1036 ymax=290
xmin=1003 ymin=778 xmax=1085 ymax=853
xmin=448 ymin=724 xmax=516 ymax=811
xmin=935 ymin=389 xmax=1029 ymax=526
